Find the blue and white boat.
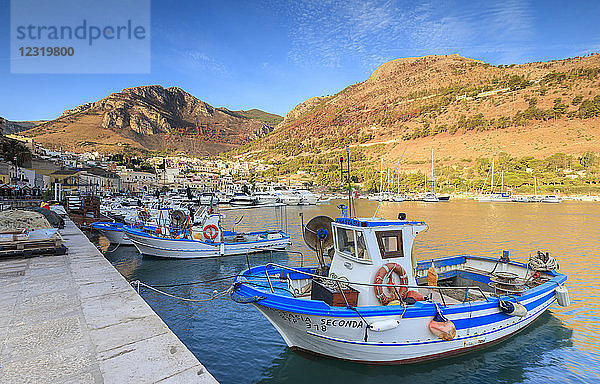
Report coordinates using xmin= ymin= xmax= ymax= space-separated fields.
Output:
xmin=231 ymin=215 xmax=570 ymax=364
xmin=90 ymin=221 xmax=134 ymax=245
xmin=124 ymin=213 xmax=291 ymax=258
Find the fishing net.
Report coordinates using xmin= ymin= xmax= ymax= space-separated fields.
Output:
xmin=0 ymin=210 xmax=52 ymax=232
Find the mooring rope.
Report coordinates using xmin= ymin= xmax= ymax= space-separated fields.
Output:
xmin=104 ymin=242 xmax=121 ymax=253
xmin=147 ymin=274 xmax=275 ymax=288
xmin=131 ymin=280 xmax=233 ymax=303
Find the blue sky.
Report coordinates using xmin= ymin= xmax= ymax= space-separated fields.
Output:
xmin=1 ymin=0 xmax=599 ymax=121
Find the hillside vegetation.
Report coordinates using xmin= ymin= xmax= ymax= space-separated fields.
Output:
xmin=232 ymin=54 xmax=600 ymax=194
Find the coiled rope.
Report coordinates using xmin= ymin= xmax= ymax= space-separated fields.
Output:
xmin=528 ymin=251 xmax=558 ymax=271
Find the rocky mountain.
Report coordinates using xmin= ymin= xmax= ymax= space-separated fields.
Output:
xmin=0 ymin=119 xmax=42 ymax=135
xmin=22 ymin=85 xmax=279 ymax=155
xmin=241 ymin=54 xmax=600 ymax=168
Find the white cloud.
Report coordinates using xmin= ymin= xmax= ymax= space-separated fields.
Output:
xmin=282 ymin=0 xmax=540 ymax=69
xmin=176 ymin=50 xmax=230 ymax=77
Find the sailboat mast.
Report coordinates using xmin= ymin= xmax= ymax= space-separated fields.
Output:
xmin=431 ymin=148 xmax=434 ymax=193
xmin=501 ymin=171 xmax=504 ymax=194
xmin=379 ymin=158 xmax=383 ymax=193
xmin=490 ymin=158 xmax=495 ymax=194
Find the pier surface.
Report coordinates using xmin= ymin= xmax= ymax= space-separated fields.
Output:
xmin=0 ymin=219 xmax=218 ymax=383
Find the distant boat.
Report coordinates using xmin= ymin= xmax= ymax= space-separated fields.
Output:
xmin=297 ymin=190 xmax=319 ymax=205
xmin=229 ymin=193 xmax=258 ymax=206
xmin=541 ymin=195 xmax=561 ymax=203
xmin=422 ymin=192 xmax=439 ymax=202
xmin=199 ymin=192 xmax=219 ymax=205
xmin=253 ymin=191 xmax=280 ymax=205
xmin=511 ymin=195 xmax=535 ymax=203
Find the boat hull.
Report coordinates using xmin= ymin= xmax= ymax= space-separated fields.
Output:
xmin=125 ymin=228 xmax=291 ymax=258
xmin=252 ymin=286 xmax=557 ymax=364
xmin=91 ymin=222 xmax=134 ymax=245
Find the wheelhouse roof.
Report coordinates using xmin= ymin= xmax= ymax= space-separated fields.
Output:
xmin=334 ymin=217 xmax=426 ymax=227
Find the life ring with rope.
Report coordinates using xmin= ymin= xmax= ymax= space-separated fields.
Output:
xmin=203 ymin=224 xmax=219 ymax=240
xmin=373 ymin=263 xmax=408 ymax=305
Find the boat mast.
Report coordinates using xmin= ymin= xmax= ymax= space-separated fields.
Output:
xmin=501 ymin=171 xmax=504 ymax=194
xmin=379 ymin=158 xmax=383 ymax=194
xmin=490 ymin=158 xmax=495 ymax=194
xmin=431 ymin=148 xmax=434 ymax=194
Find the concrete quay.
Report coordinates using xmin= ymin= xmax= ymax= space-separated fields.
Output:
xmin=0 ymin=219 xmax=218 ymax=383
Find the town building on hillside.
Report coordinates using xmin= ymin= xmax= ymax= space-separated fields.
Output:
xmin=80 ymin=167 xmax=121 ymax=194
xmin=156 ymin=167 xmax=180 ymax=185
xmin=118 ymin=169 xmax=156 ymax=192
xmin=50 ymin=169 xmax=82 ymax=194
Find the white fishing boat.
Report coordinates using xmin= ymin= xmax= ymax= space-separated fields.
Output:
xmin=124 ymin=212 xmax=291 ymax=258
xmin=232 ymin=214 xmax=570 ymax=364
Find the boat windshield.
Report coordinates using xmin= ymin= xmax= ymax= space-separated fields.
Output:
xmin=336 ymin=227 xmax=370 ymax=261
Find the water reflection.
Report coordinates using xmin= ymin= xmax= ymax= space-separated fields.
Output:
xmin=90 ymin=200 xmax=600 ymax=383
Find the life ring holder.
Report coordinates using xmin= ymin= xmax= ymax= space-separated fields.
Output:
xmin=373 ymin=263 xmax=408 ymax=305
xmin=203 ymin=224 xmax=219 ymax=240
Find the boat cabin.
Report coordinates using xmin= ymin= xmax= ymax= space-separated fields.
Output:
xmin=328 ymin=217 xmax=427 ymax=306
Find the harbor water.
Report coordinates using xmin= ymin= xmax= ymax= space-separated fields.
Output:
xmin=94 ymin=200 xmax=600 ymax=383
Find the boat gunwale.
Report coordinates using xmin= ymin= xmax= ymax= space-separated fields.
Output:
xmin=124 ymin=226 xmax=291 ymax=246
xmin=233 ymin=256 xmax=566 ymax=318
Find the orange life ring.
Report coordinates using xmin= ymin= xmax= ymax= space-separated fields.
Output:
xmin=203 ymin=224 xmax=219 ymax=240
xmin=373 ymin=263 xmax=408 ymax=305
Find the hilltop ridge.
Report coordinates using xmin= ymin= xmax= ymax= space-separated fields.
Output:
xmin=239 ymin=54 xmax=600 ymax=161
xmin=21 ymin=85 xmax=281 ymax=156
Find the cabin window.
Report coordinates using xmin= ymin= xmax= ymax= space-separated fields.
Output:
xmin=376 ymin=230 xmax=404 ymax=258
xmin=355 ymin=231 xmax=369 ymax=260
